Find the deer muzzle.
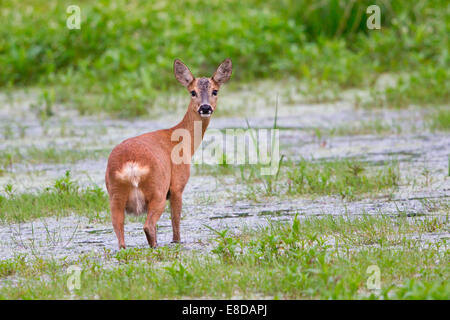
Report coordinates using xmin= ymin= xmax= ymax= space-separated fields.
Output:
xmin=198 ymin=104 xmax=213 ymax=117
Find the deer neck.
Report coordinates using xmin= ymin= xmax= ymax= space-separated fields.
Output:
xmin=171 ymin=102 xmax=211 ymax=156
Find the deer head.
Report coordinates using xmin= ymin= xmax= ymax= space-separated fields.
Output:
xmin=174 ymin=58 xmax=232 ymax=118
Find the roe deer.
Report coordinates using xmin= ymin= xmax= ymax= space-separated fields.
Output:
xmin=105 ymin=58 xmax=232 ymax=249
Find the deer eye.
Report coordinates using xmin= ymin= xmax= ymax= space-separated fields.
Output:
xmin=191 ymin=91 xmax=197 ymax=97
xmin=212 ymin=90 xmax=218 ymax=96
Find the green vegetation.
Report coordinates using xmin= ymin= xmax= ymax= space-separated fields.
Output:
xmin=0 ymin=171 xmax=108 ymax=223
xmin=0 ymin=146 xmax=109 ymax=170
xmin=0 ymin=215 xmax=447 ymax=299
xmin=1 ymin=0 xmax=448 ymax=117
xmin=429 ymin=109 xmax=450 ymax=131
xmin=286 ymin=160 xmax=399 ymax=200
xmin=383 ymin=67 xmax=449 ymax=108
xmin=329 ymin=119 xmax=402 ymax=136
xmin=200 ymin=159 xmax=400 ymax=201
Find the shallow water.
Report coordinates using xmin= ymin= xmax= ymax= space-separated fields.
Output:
xmin=0 ymin=90 xmax=448 ymax=261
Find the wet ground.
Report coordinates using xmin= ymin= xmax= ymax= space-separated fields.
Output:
xmin=0 ymin=88 xmax=449 ymax=261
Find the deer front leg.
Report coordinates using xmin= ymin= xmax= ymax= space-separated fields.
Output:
xmin=110 ymin=196 xmax=127 ymax=250
xmin=143 ymin=198 xmax=166 ymax=248
xmin=169 ymin=191 xmax=183 ymax=243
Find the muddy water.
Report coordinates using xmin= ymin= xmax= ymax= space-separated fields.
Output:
xmin=0 ymin=91 xmax=449 ymax=261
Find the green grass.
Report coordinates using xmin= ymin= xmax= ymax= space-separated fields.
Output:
xmin=429 ymin=109 xmax=450 ymax=131
xmin=286 ymin=160 xmax=399 ymax=200
xmin=0 ymin=214 xmax=447 ymax=299
xmin=329 ymin=119 xmax=402 ymax=136
xmin=0 ymin=171 xmax=108 ymax=223
xmin=0 ymin=145 xmax=110 ymax=177
xmin=384 ymin=68 xmax=449 ymax=108
xmin=194 ymin=158 xmax=400 ymax=202
xmin=0 ymin=145 xmax=109 ymax=167
xmin=229 ymin=159 xmax=400 ymax=201
xmin=1 ymin=0 xmax=448 ymax=117
xmin=361 ymin=67 xmax=450 ymax=109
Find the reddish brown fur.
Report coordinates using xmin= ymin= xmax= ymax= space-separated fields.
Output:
xmin=105 ymin=59 xmax=232 ymax=249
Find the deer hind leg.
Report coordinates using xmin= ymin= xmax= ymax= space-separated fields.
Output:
xmin=143 ymin=197 xmax=167 ymax=248
xmin=110 ymin=194 xmax=128 ymax=249
xmin=169 ymin=191 xmax=182 ymax=243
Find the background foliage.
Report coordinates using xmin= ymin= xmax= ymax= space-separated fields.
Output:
xmin=0 ymin=0 xmax=448 ymax=116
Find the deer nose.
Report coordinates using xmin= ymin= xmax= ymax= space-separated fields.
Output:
xmin=198 ymin=104 xmax=213 ymax=116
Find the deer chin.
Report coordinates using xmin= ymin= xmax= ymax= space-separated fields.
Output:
xmin=199 ymin=111 xmax=212 ymax=118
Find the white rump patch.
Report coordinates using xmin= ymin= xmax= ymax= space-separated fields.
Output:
xmin=116 ymin=162 xmax=149 ymax=187
xmin=116 ymin=162 xmax=149 ymax=215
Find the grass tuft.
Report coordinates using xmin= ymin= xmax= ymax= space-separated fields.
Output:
xmin=0 ymin=171 xmax=108 ymax=223
xmin=286 ymin=160 xmax=399 ymax=200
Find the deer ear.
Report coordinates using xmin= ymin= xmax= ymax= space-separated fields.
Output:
xmin=174 ymin=59 xmax=194 ymax=87
xmin=212 ymin=58 xmax=232 ymax=85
